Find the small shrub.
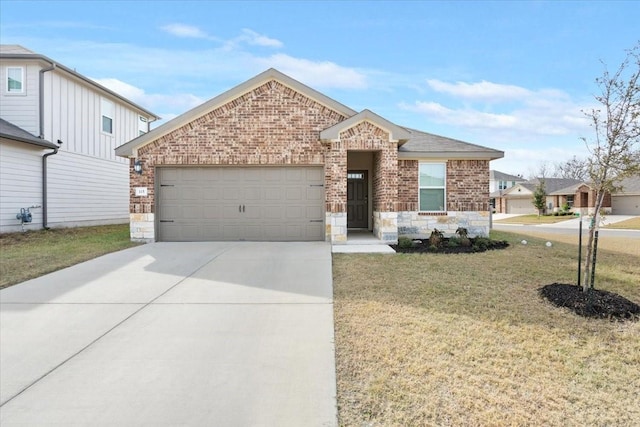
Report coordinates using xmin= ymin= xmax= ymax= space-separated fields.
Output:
xmin=455 ymin=227 xmax=468 ymax=238
xmin=398 ymin=236 xmax=415 ymax=249
xmin=553 ymin=212 xmax=559 ymax=216
xmin=447 ymin=238 xmax=460 ymax=248
xmin=428 ymin=244 xmax=439 ymax=252
xmin=473 ymin=237 xmax=491 ymax=251
xmin=429 ymin=228 xmax=444 ymax=247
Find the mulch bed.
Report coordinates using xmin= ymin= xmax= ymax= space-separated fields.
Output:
xmin=539 ymin=283 xmax=640 ymax=321
xmin=391 ymin=237 xmax=509 ymax=254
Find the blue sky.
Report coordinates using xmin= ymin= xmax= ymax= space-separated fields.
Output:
xmin=1 ymin=1 xmax=638 ymax=175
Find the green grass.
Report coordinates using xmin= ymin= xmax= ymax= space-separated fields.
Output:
xmin=333 ymin=230 xmax=640 ymax=426
xmin=495 ymin=214 xmax=576 ymax=224
xmin=0 ymin=224 xmax=140 ymax=289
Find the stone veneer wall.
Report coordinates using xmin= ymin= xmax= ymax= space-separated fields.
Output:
xmin=398 ymin=211 xmax=490 ymax=238
xmin=128 ymin=80 xmax=348 ymax=241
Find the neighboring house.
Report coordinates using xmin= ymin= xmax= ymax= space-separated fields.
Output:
xmin=489 ymin=170 xmax=526 ymax=212
xmin=495 ymin=178 xmax=612 ymax=215
xmin=115 ymin=68 xmax=503 ymax=244
xmin=0 ymin=45 xmax=158 ymax=233
xmin=490 ymin=170 xmax=525 ymax=193
xmin=611 ymin=175 xmax=640 ymax=215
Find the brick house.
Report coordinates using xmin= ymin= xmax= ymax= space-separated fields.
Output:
xmin=115 ymin=69 xmax=503 ymax=244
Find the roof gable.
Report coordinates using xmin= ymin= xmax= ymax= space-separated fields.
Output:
xmin=116 ymin=68 xmax=357 ymax=157
xmin=502 ymin=183 xmax=534 ymax=196
xmin=319 ymin=109 xmax=411 ymax=143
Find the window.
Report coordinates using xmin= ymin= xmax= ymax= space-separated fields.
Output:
xmin=566 ymin=195 xmax=574 ymax=207
xmin=419 ymin=163 xmax=446 ymax=211
xmin=6 ymin=67 xmax=24 ymax=93
xmin=347 ymin=172 xmax=364 ymax=180
xmin=138 ymin=116 xmax=148 ymax=136
xmin=498 ymin=180 xmax=508 ymax=190
xmin=101 ymin=98 xmax=114 ymax=134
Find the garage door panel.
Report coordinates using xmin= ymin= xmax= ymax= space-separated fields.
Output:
xmin=286 ymin=187 xmax=302 ymax=200
xmin=157 ymin=167 xmax=324 ymax=241
xmin=612 ymin=195 xmax=640 ymax=215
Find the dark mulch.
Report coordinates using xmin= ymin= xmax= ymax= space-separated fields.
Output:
xmin=539 ymin=283 xmax=640 ymax=321
xmin=391 ymin=237 xmax=509 ymax=254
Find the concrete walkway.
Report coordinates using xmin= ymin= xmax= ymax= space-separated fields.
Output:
xmin=0 ymin=242 xmax=337 ymax=426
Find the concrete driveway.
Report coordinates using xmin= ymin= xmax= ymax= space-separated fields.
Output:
xmin=0 ymin=242 xmax=337 ymax=426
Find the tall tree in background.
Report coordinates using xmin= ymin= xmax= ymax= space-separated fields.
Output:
xmin=581 ymin=42 xmax=640 ymax=292
xmin=554 ymin=156 xmax=589 ymax=181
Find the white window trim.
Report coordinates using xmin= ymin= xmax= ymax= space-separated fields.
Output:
xmin=418 ymin=162 xmax=447 ymax=212
xmin=6 ymin=66 xmax=25 ymax=95
xmin=138 ymin=115 xmax=148 ymax=136
xmin=101 ymin=98 xmax=114 ymax=135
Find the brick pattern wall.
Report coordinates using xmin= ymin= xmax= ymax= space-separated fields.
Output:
xmin=325 ymin=121 xmax=397 ymax=213
xmin=446 ymin=160 xmax=490 ymax=211
xmin=129 ymin=80 xmax=347 ymax=214
xmin=398 ymin=160 xmax=418 ymax=210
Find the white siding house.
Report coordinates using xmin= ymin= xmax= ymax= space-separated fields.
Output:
xmin=0 ymin=45 xmax=158 ymax=233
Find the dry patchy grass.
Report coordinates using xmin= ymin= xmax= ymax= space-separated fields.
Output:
xmin=604 ymin=216 xmax=640 ymax=230
xmin=333 ymin=231 xmax=640 ymax=426
xmin=0 ymin=224 xmax=140 ymax=288
xmin=495 ymin=214 xmax=575 ymax=224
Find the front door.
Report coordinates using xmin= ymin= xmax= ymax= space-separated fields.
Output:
xmin=347 ymin=170 xmax=368 ymax=228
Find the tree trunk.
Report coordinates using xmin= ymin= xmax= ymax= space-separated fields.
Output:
xmin=582 ymin=190 xmax=607 ymax=291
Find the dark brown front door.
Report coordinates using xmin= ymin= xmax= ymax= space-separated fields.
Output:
xmin=347 ymin=170 xmax=368 ymax=228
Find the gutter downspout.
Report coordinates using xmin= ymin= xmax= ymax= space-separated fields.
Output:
xmin=42 ymin=143 xmax=60 ymax=229
xmin=39 ymin=62 xmax=56 ymax=229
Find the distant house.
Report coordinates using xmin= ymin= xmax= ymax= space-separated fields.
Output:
xmin=495 ymin=178 xmax=612 ymax=215
xmin=489 ymin=170 xmax=525 ymax=193
xmin=489 ymin=170 xmax=526 ymax=212
xmin=612 ymin=175 xmax=640 ymax=215
xmin=0 ymin=45 xmax=158 ymax=233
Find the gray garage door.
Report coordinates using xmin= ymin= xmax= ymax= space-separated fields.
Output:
xmin=157 ymin=167 xmax=325 ymax=241
xmin=612 ymin=195 xmax=640 ymax=215
xmin=506 ymin=197 xmax=534 ymax=214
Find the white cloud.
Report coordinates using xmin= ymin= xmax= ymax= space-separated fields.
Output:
xmin=401 ymin=80 xmax=592 ymax=141
xmin=160 ymin=23 xmax=211 ymax=39
xmin=255 ymin=54 xmax=367 ymax=89
xmin=427 ymin=79 xmax=531 ymax=102
xmin=160 ymin=24 xmax=283 ymax=50
xmin=240 ymin=28 xmax=283 ymax=48
xmin=92 ymin=77 xmax=204 ymax=120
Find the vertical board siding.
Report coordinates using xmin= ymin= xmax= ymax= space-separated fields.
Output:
xmin=0 ymin=140 xmax=44 ymax=232
xmin=36 ymin=71 xmax=146 ymax=226
xmin=0 ymin=62 xmax=40 ymax=135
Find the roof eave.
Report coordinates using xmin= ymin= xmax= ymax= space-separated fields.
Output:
xmin=0 ymin=53 xmax=159 ymax=121
xmin=1 ymin=133 xmax=58 ymax=149
xmin=398 ymin=150 xmax=504 ymax=160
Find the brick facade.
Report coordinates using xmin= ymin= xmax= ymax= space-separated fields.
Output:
xmin=125 ymin=75 xmax=496 ymax=242
xmin=130 ymin=81 xmax=346 ymax=215
xmin=446 ymin=160 xmax=491 ymax=211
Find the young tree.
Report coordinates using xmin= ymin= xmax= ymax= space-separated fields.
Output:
xmin=532 ymin=179 xmax=546 ymax=216
xmin=581 ymin=42 xmax=640 ymax=292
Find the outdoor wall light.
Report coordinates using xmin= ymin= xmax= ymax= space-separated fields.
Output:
xmin=134 ymin=160 xmax=143 ymax=175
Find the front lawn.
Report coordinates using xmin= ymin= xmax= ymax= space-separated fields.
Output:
xmin=333 ymin=230 xmax=640 ymax=426
xmin=0 ymin=224 xmax=140 ymax=289
xmin=495 ymin=214 xmax=576 ymax=224
xmin=604 ymin=216 xmax=640 ymax=230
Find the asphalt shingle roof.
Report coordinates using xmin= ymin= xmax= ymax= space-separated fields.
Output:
xmin=0 ymin=118 xmax=58 ymax=149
